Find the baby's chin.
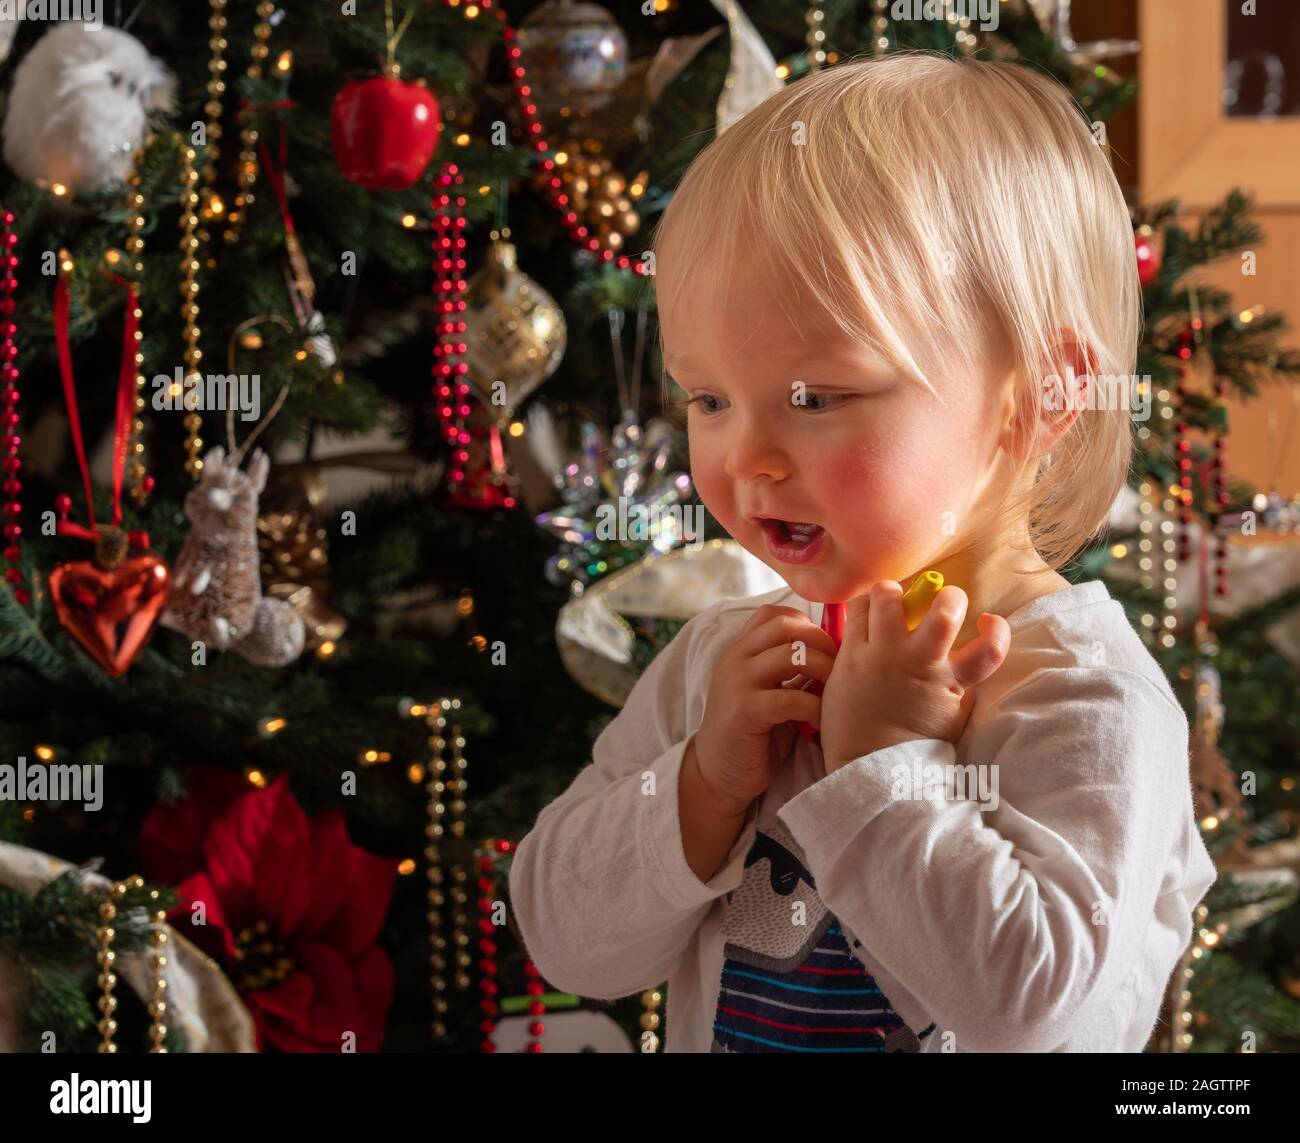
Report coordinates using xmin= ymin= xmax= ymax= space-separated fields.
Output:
xmin=739 ymin=540 xmax=873 ymax=603
xmin=751 ymin=541 xmax=937 ymax=604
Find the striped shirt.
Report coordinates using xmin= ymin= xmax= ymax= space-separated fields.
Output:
xmin=711 ymin=825 xmax=934 ymax=1052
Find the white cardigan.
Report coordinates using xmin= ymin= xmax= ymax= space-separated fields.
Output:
xmin=509 ymin=578 xmax=1218 ymax=1052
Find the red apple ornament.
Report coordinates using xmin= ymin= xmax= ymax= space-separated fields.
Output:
xmin=331 ymin=71 xmax=443 ymax=191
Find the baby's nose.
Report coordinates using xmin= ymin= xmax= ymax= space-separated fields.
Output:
xmin=724 ymin=430 xmax=791 ymax=482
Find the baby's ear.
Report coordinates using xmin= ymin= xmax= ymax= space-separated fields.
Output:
xmin=1000 ymin=332 xmax=1096 ymax=462
xmin=1049 ymin=331 xmax=1098 ymax=381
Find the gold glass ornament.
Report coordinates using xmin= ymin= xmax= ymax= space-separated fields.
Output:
xmin=463 ymin=230 xmax=567 ymax=425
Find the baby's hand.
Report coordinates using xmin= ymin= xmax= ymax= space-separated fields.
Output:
xmin=818 ymin=581 xmax=1010 ymax=774
xmin=692 ymin=605 xmax=838 ymax=816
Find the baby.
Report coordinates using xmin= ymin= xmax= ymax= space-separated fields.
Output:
xmin=509 ymin=53 xmax=1217 ymax=1053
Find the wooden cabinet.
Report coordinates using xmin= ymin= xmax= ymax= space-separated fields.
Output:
xmin=1139 ymin=0 xmax=1300 ymax=497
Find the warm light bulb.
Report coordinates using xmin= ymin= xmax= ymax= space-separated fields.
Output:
xmin=257 ymin=716 xmax=286 ymax=738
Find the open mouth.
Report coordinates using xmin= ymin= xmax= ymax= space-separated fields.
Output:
xmin=757 ymin=518 xmax=827 ymax=563
xmin=768 ymin=520 xmax=822 ymax=543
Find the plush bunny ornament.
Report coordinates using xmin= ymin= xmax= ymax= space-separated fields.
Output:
xmin=162 ymin=447 xmax=305 ymax=667
xmin=2 ymin=22 xmax=176 ymax=193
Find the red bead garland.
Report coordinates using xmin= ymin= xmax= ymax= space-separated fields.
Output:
xmin=1175 ymin=317 xmax=1202 ymax=565
xmin=478 ymin=836 xmax=548 ymax=1053
xmin=0 ymin=208 xmax=25 ymax=606
xmin=440 ymin=0 xmax=649 ymax=277
xmin=1213 ymin=372 xmax=1230 ymax=598
xmin=431 ymin=163 xmax=472 ymax=495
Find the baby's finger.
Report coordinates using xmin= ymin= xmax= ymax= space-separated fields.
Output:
xmin=842 ymin=591 xmax=871 ymax=646
xmin=911 ymin=585 xmax=968 ymax=661
xmin=737 ymin=604 xmax=808 ymax=641
xmin=949 ymin=612 xmax=1010 ymax=688
xmin=742 ymin=612 xmax=839 ymax=662
xmin=867 ymin=580 xmax=906 ymax=645
xmin=750 ymin=687 xmax=821 ymax=730
xmin=753 ymin=643 xmax=836 ymax=688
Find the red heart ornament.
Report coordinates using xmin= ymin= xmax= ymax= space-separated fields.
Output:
xmin=49 ymin=554 xmax=171 ymax=677
xmin=331 ymin=75 xmax=443 ymax=191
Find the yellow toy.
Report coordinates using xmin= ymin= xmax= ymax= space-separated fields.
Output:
xmin=794 ymin=570 xmax=949 ymax=743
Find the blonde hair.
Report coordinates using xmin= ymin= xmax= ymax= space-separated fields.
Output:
xmin=651 ymin=52 xmax=1141 ymax=571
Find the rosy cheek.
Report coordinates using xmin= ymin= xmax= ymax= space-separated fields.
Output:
xmin=802 ymin=439 xmax=893 ymax=512
xmin=688 ymin=438 xmax=731 ymax=521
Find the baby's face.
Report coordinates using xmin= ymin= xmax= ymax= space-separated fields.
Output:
xmin=659 ymin=254 xmax=1011 ymax=603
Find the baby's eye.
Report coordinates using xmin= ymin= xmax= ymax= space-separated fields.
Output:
xmin=685 ymin=393 xmax=728 ymax=415
xmin=799 ymin=392 xmax=852 ymax=412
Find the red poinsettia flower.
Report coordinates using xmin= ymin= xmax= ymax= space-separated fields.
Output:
xmin=139 ymin=768 xmax=397 ymax=1052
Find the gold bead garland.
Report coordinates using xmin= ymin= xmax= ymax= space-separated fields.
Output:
xmin=640 ymin=988 xmax=663 ymax=1052
xmin=419 ymin=697 xmax=469 ymax=1039
xmin=114 ymin=143 xmax=154 ymax=507
xmin=805 ymin=2 xmax=826 ymax=71
xmin=224 ymin=1 xmax=277 ymax=246
xmin=199 ymin=0 xmax=230 ymax=217
xmin=870 ymin=0 xmax=891 ymax=56
xmin=178 ymin=142 xmax=206 ymax=479
xmin=96 ymin=875 xmax=170 ymax=1053
xmin=1157 ymin=902 xmax=1209 ymax=1052
xmin=145 ymin=886 xmax=170 ymax=1052
xmin=96 ymin=888 xmax=119 ymax=1051
xmin=944 ymin=0 xmax=978 ymax=55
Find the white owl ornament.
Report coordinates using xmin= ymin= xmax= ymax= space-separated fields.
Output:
xmin=2 ymin=22 xmax=175 ymax=193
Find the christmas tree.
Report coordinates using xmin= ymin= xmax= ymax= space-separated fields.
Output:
xmin=0 ymin=0 xmax=1297 ymax=1054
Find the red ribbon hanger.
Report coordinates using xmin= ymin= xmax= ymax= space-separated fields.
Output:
xmin=52 ymin=271 xmax=150 ymax=551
